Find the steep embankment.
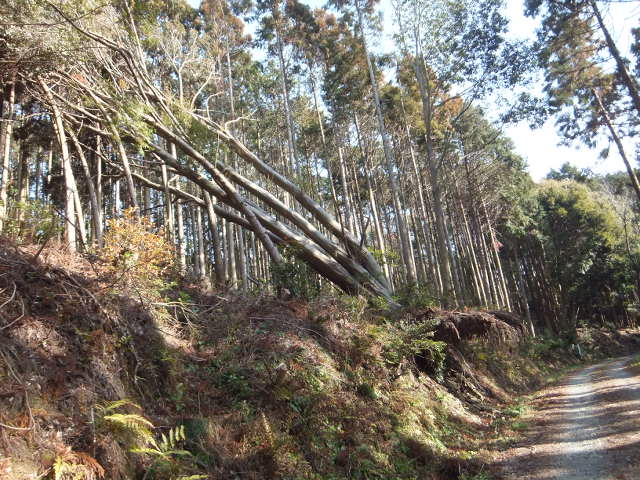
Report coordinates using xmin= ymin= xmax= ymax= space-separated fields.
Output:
xmin=0 ymin=240 xmax=638 ymax=480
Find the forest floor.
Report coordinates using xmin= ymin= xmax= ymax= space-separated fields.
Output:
xmin=494 ymin=356 xmax=640 ymax=480
xmin=1 ymin=239 xmax=640 ymax=479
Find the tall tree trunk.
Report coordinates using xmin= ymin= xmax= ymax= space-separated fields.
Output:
xmin=73 ymin=179 xmax=88 ymax=249
xmin=114 ymin=179 xmax=121 ymax=217
xmin=162 ymin=143 xmax=176 ymax=242
xmin=195 ymin=205 xmax=209 ymax=287
xmin=337 ymin=145 xmax=354 ymax=233
xmin=68 ymin=128 xmax=102 ymax=247
xmin=95 ymin=135 xmax=103 ymax=245
xmin=175 ymin=197 xmax=187 ymax=274
xmin=16 ymin=144 xmax=29 ymax=211
xmin=110 ymin=130 xmax=138 ymax=212
xmin=413 ymin=51 xmax=456 ymax=305
xmin=514 ymin=247 xmax=534 ymax=336
xmin=46 ymin=142 xmax=53 ymax=202
xmin=34 ymin=147 xmax=42 ymax=202
xmin=355 ymin=0 xmax=416 ymax=285
xmin=0 ymin=74 xmax=16 ymax=232
xmin=275 ymin=28 xmax=298 ymax=178
xmin=353 ymin=113 xmax=392 ymax=284
xmin=204 ymin=191 xmax=225 ymax=284
xmin=225 ymin=219 xmax=237 ymax=287
xmin=38 ymin=78 xmax=79 ymax=251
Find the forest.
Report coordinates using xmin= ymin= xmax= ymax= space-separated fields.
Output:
xmin=2 ymin=0 xmax=639 ymax=333
xmin=0 ymin=0 xmax=640 ymax=333
xmin=2 ymin=0 xmax=640 ymax=479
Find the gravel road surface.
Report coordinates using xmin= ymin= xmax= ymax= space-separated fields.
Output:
xmin=496 ymin=357 xmax=640 ymax=479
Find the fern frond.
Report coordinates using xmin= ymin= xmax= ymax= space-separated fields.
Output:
xmin=157 ymin=425 xmax=187 ymax=451
xmin=131 ymin=446 xmax=191 ymax=457
xmin=163 ymin=449 xmax=191 ymax=457
xmin=130 ymin=447 xmax=162 ymax=455
xmin=102 ymin=412 xmax=154 ymax=429
xmin=102 ymin=413 xmax=154 ymax=445
xmin=97 ymin=399 xmax=139 ymax=414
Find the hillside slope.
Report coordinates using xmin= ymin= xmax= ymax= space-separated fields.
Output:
xmin=0 ymin=240 xmax=638 ymax=480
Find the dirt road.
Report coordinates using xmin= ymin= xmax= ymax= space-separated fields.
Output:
xmin=496 ymin=356 xmax=640 ymax=480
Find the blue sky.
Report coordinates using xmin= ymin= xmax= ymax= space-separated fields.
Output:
xmin=187 ymin=0 xmax=639 ymax=180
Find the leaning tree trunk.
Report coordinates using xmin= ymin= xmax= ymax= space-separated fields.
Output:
xmin=68 ymin=127 xmax=102 ymax=247
xmin=590 ymin=0 xmax=640 ymax=119
xmin=592 ymin=88 xmax=640 ymax=205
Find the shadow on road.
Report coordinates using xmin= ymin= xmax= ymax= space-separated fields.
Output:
xmin=495 ymin=358 xmax=640 ymax=480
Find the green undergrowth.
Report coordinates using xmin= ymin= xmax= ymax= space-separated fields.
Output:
xmin=138 ymin=296 xmax=481 ymax=480
xmin=2 ymin=243 xmax=639 ymax=480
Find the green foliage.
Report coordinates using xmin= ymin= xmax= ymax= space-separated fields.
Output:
xmin=103 ymin=414 xmax=148 ymax=433
xmin=503 ymin=178 xmax=639 ymax=329
xmin=368 ymin=247 xmax=401 ymax=269
xmin=131 ymin=424 xmax=207 ymax=480
xmin=372 ymin=318 xmax=447 ymax=381
xmin=114 ymin=101 xmax=155 ymax=153
xmin=177 ymin=291 xmax=193 ymax=304
xmin=394 ymin=283 xmax=440 ymax=309
xmin=502 ymin=403 xmax=526 ymax=419
xmin=131 ymin=424 xmax=190 ymax=457
xmin=96 ymin=400 xmax=154 ymax=448
xmin=527 ymin=0 xmax=627 ymax=147
xmin=522 ymin=334 xmax=572 ymax=360
xmin=4 ymin=200 xmax=61 ymax=244
xmin=96 ymin=400 xmax=205 ymax=479
xmin=208 ymin=359 xmax=252 ymax=399
xmin=536 ymin=180 xmax=630 ymax=321
xmin=270 ymin=244 xmax=320 ymax=299
xmin=547 ymin=162 xmax=595 ymax=186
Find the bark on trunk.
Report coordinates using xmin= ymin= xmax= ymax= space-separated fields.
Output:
xmin=39 ymin=78 xmax=79 ymax=251
xmin=68 ymin=128 xmax=103 ymax=247
xmin=592 ymin=88 xmax=640 ymax=205
xmin=0 ymin=75 xmax=16 ymax=232
xmin=414 ymin=52 xmax=456 ymax=306
xmin=355 ymin=0 xmax=416 ymax=285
